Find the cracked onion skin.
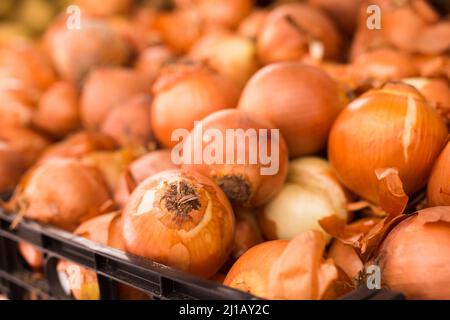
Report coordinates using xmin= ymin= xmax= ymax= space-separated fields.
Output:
xmin=122 ymin=169 xmax=235 ymax=278
xmin=328 ymin=83 xmax=448 ymax=205
xmin=427 ymin=142 xmax=450 ymax=206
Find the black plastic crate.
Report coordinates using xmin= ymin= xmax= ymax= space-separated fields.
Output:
xmin=0 ymin=210 xmax=404 ymax=300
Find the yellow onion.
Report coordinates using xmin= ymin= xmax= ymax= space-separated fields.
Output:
xmin=232 ymin=207 xmax=263 ymax=260
xmin=114 ymin=150 xmax=179 ymax=208
xmin=18 ymin=241 xmax=44 ymax=271
xmin=0 ymin=41 xmax=56 ymax=92
xmin=134 ymin=45 xmax=176 ymax=85
xmin=256 ymin=3 xmax=342 ymax=65
xmin=75 ymin=0 xmax=134 ymax=17
xmin=100 ymin=94 xmax=154 ymax=148
xmin=44 ymin=16 xmax=130 ymax=82
xmin=189 ymin=31 xmax=260 ymax=89
xmin=0 ymin=85 xmax=35 ymax=128
xmin=38 ymin=131 xmax=116 ymax=163
xmin=0 ymin=143 xmax=27 ymax=193
xmin=32 ymin=81 xmax=80 ymax=137
xmin=80 ymin=67 xmax=150 ymax=130
xmin=225 ymin=230 xmax=350 ymax=299
xmin=122 ymin=169 xmax=235 ymax=278
xmin=372 ymin=206 xmax=450 ymax=299
xmin=182 ymin=109 xmax=289 ymax=207
xmin=259 ymin=157 xmax=349 ymax=241
xmin=10 ymin=158 xmax=113 ymax=231
xmin=427 ymin=142 xmax=450 ymax=206
xmin=238 ymin=62 xmax=345 ymax=157
xmin=237 ymin=9 xmax=268 ymax=39
xmin=329 ymin=83 xmax=448 ymax=205
xmin=151 ymin=62 xmax=240 ymax=148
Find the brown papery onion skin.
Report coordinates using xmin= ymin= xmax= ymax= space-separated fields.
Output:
xmin=151 ymin=63 xmax=240 ymax=148
xmin=238 ymin=62 xmax=345 ymax=157
xmin=237 ymin=9 xmax=268 ymax=40
xmin=18 ymin=242 xmax=44 ymax=271
xmin=32 ymin=81 xmax=80 ymax=137
xmin=182 ymin=109 xmax=289 ymax=207
xmin=256 ymin=3 xmax=342 ymax=65
xmin=224 ymin=240 xmax=289 ymax=298
xmin=374 ymin=207 xmax=450 ymax=299
xmin=122 ymin=169 xmax=235 ymax=278
xmin=428 ymin=142 xmax=450 ymax=206
xmin=80 ymin=67 xmax=150 ymax=130
xmin=100 ymin=94 xmax=155 ymax=148
xmin=38 ymin=131 xmax=116 ymax=163
xmin=114 ymin=150 xmax=179 ymax=208
xmin=328 ymin=83 xmax=448 ymax=205
xmin=10 ymin=158 xmax=113 ymax=231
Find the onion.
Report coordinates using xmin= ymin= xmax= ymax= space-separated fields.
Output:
xmin=189 ymin=31 xmax=260 ymax=88
xmin=414 ymin=54 xmax=450 ymax=80
xmin=182 ymin=109 xmax=289 ymax=207
xmin=80 ymin=67 xmax=150 ymax=130
xmin=151 ymin=62 xmax=240 ymax=148
xmin=100 ymin=94 xmax=155 ymax=148
xmin=351 ymin=47 xmax=417 ymax=89
xmin=0 ymin=143 xmax=27 ymax=193
xmin=44 ymin=16 xmax=130 ymax=82
xmin=224 ymin=230 xmax=349 ymax=299
xmin=18 ymin=241 xmax=44 ymax=271
xmin=0 ymin=42 xmax=56 ymax=91
xmin=0 ymin=84 xmax=35 ymax=128
xmin=10 ymin=158 xmax=113 ymax=231
xmin=371 ymin=206 xmax=450 ymax=299
xmin=232 ymin=207 xmax=263 ymax=260
xmin=428 ymin=142 xmax=450 ymax=206
xmin=328 ymin=83 xmax=448 ymax=205
xmin=38 ymin=131 xmax=116 ymax=163
xmin=258 ymin=157 xmax=349 ymax=241
xmin=0 ymin=124 xmax=50 ymax=166
xmin=114 ymin=150 xmax=179 ymax=208
xmin=75 ymin=0 xmax=134 ymax=17
xmin=122 ymin=169 xmax=235 ymax=278
xmin=32 ymin=81 xmax=80 ymax=137
xmin=238 ymin=62 xmax=345 ymax=157
xmin=256 ymin=3 xmax=342 ymax=65
xmin=134 ymin=45 xmax=176 ymax=85
xmin=237 ymin=9 xmax=268 ymax=39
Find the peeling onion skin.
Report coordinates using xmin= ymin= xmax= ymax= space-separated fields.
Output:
xmin=181 ymin=109 xmax=289 ymax=207
xmin=328 ymin=83 xmax=448 ymax=205
xmin=375 ymin=207 xmax=450 ymax=299
xmin=427 ymin=142 xmax=450 ymax=206
xmin=238 ymin=62 xmax=345 ymax=157
xmin=122 ymin=169 xmax=235 ymax=278
xmin=11 ymin=158 xmax=113 ymax=232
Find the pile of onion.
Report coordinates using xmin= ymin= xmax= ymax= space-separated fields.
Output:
xmin=32 ymin=81 xmax=80 ymax=137
xmin=181 ymin=109 xmax=288 ymax=207
xmin=259 ymin=157 xmax=350 ymax=241
xmin=256 ymin=3 xmax=342 ymax=65
xmin=9 ymin=158 xmax=113 ymax=231
xmin=114 ymin=150 xmax=179 ymax=208
xmin=370 ymin=206 xmax=450 ymax=299
xmin=56 ymin=212 xmax=148 ymax=300
xmin=238 ymin=62 xmax=345 ymax=157
xmin=224 ymin=230 xmax=351 ymax=299
xmin=44 ymin=16 xmax=130 ymax=82
xmin=80 ymin=67 xmax=150 ymax=130
xmin=151 ymin=62 xmax=240 ymax=148
xmin=189 ymin=31 xmax=259 ymax=89
xmin=122 ymin=169 xmax=235 ymax=278
xmin=329 ymin=82 xmax=448 ymax=205
xmin=427 ymin=141 xmax=450 ymax=206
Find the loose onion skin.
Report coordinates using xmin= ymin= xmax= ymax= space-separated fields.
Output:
xmin=80 ymin=67 xmax=150 ymax=130
xmin=238 ymin=62 xmax=345 ymax=157
xmin=10 ymin=158 xmax=113 ymax=231
xmin=151 ymin=63 xmax=240 ymax=148
xmin=329 ymin=83 xmax=448 ymax=205
xmin=182 ymin=109 xmax=289 ymax=207
xmin=0 ymin=144 xmax=27 ymax=193
xmin=32 ymin=81 xmax=80 ymax=137
xmin=100 ymin=94 xmax=155 ymax=148
xmin=374 ymin=207 xmax=450 ymax=299
xmin=114 ymin=150 xmax=179 ymax=208
xmin=122 ymin=169 xmax=235 ymax=278
xmin=256 ymin=3 xmax=342 ymax=65
xmin=44 ymin=16 xmax=130 ymax=83
xmin=428 ymin=142 xmax=450 ymax=206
